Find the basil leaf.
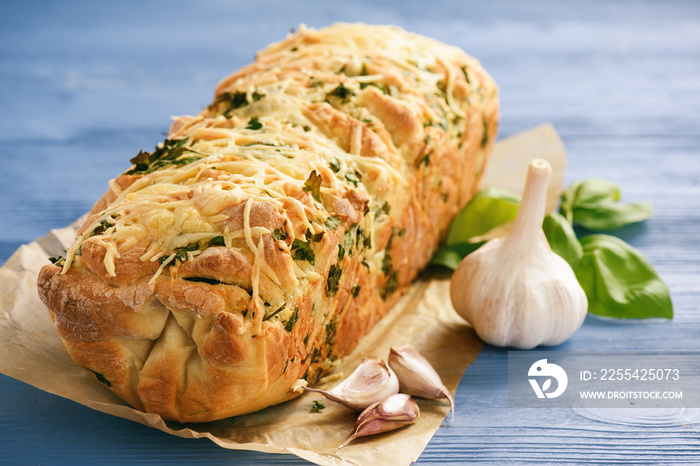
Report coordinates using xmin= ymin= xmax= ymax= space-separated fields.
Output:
xmin=574 ymin=234 xmax=672 ymax=319
xmin=560 ymin=179 xmax=652 ymax=231
xmin=445 ymin=187 xmax=520 ymax=245
xmin=430 ymin=242 xmax=486 ymax=270
xmin=542 ymin=212 xmax=583 ymax=268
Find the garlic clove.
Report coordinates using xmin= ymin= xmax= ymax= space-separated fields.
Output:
xmin=302 ymin=358 xmax=399 ymax=411
xmin=339 ymin=393 xmax=420 ymax=448
xmin=450 ymin=159 xmax=588 ymax=349
xmin=388 ymin=344 xmax=455 ymax=419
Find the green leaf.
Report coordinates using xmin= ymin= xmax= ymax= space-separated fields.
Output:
xmin=574 ymin=234 xmax=672 ymax=319
xmin=429 ymin=242 xmax=486 ymax=270
xmin=542 ymin=212 xmax=583 ymax=268
xmin=559 ymin=179 xmax=652 ymax=230
xmin=445 ymin=187 xmax=520 ymax=245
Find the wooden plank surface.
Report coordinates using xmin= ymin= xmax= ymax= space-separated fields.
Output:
xmin=1 ymin=0 xmax=699 ymax=463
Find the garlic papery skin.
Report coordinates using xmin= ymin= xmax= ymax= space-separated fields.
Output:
xmin=450 ymin=159 xmax=588 ymax=349
xmin=302 ymin=359 xmax=399 ymax=411
xmin=388 ymin=345 xmax=454 ymax=419
xmin=339 ymin=393 xmax=420 ymax=448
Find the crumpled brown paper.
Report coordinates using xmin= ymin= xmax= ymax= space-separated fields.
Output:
xmin=0 ymin=124 xmax=565 ymax=465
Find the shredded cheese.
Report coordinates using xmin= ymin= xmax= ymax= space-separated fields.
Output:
xmin=59 ymin=23 xmax=497 ymax=313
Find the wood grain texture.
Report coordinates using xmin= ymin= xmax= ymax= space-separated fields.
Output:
xmin=1 ymin=0 xmax=699 ymax=463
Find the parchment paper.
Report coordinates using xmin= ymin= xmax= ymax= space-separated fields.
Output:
xmin=0 ymin=124 xmax=565 ymax=465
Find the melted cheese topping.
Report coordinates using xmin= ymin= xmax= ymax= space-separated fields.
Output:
xmin=60 ymin=23 xmax=498 ymax=311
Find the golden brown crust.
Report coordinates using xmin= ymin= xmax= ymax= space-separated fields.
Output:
xmin=37 ymin=23 xmax=499 ymax=422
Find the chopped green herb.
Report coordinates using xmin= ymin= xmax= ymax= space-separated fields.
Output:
xmin=303 ymin=171 xmax=323 ymax=203
xmin=338 ymin=244 xmax=346 ymax=260
xmin=343 ymin=225 xmax=356 ymax=253
xmin=381 ymin=201 xmax=391 ymax=215
xmin=264 ymin=305 xmax=286 ymax=321
xmin=175 ymin=156 xmax=200 ymax=166
xmin=329 ymin=157 xmax=341 ymax=172
xmin=49 ymin=255 xmax=64 ymax=265
xmin=382 ymin=228 xmax=396 ymax=276
xmin=246 ymin=117 xmax=263 ymax=130
xmin=309 ymin=77 xmax=324 ymax=88
xmin=128 ymin=149 xmax=150 ymax=172
xmin=291 ymin=239 xmax=315 ymax=265
xmin=359 ymin=82 xmax=387 ymax=94
xmin=352 ymin=284 xmax=361 ymax=297
xmin=252 ymin=91 xmax=265 ymax=101
xmin=324 ymin=215 xmax=342 ymax=230
xmin=312 ymin=231 xmax=325 ymax=243
xmin=92 ymin=219 xmax=115 ymax=236
xmin=327 ymin=83 xmax=355 ymax=101
xmin=174 ymin=242 xmax=199 ymax=262
xmin=326 ymin=264 xmax=342 ymax=296
xmin=345 ymin=172 xmax=360 ymax=186
xmin=272 ymin=228 xmax=288 ymax=241
xmin=303 ymin=125 xmax=311 ymax=132
xmin=481 ymin=120 xmax=489 ymax=147
xmin=382 ymin=271 xmax=398 ymax=299
xmin=209 ymin=235 xmax=226 ymax=246
xmin=460 ymin=66 xmax=471 ymax=84
xmin=417 ymin=152 xmax=432 ymax=167
xmin=210 ymin=91 xmax=249 ymax=117
xmin=125 ymin=138 xmax=203 ymax=175
xmin=356 ymin=227 xmax=371 ymax=249
xmin=284 ymin=307 xmax=299 ymax=332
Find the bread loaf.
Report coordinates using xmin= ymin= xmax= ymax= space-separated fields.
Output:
xmin=37 ymin=23 xmax=499 ymax=422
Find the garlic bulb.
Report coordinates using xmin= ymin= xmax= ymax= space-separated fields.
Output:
xmin=450 ymin=159 xmax=587 ymax=349
xmin=302 ymin=359 xmax=399 ymax=411
xmin=339 ymin=393 xmax=420 ymax=448
xmin=388 ymin=345 xmax=454 ymax=419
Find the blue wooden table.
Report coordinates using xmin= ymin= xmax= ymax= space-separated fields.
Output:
xmin=2 ymin=0 xmax=699 ymax=463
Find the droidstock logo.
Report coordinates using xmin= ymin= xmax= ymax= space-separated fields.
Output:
xmin=528 ymin=359 xmax=568 ymax=399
